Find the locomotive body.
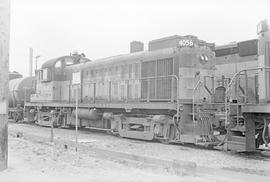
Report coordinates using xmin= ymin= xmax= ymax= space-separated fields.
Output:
xmin=213 ymin=40 xmax=259 ymax=151
xmin=213 ymin=20 xmax=270 ymax=152
xmin=25 ymin=35 xmax=219 ymax=145
xmin=239 ymin=20 xmax=270 ymax=151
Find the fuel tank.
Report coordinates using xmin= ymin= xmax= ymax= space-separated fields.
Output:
xmin=71 ymin=108 xmax=101 ymax=121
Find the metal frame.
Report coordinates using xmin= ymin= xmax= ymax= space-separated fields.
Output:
xmin=224 ymin=66 xmax=270 ymax=125
xmin=192 ymin=75 xmax=215 ymax=122
xmin=82 ymin=75 xmax=180 ymax=117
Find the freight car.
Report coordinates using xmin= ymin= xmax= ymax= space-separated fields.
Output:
xmin=8 ymin=76 xmax=35 ymax=121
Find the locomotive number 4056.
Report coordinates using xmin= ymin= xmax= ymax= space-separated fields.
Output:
xmin=178 ymin=39 xmax=194 ymax=47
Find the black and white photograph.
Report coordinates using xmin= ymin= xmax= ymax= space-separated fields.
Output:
xmin=0 ymin=0 xmax=270 ymax=181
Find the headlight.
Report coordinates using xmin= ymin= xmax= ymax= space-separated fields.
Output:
xmin=200 ymin=54 xmax=209 ymax=64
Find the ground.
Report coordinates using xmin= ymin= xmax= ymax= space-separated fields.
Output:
xmin=0 ymin=122 xmax=270 ymax=182
xmin=1 ymin=137 xmax=206 ymax=182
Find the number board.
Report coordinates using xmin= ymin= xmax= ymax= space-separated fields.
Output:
xmin=178 ymin=39 xmax=194 ymax=47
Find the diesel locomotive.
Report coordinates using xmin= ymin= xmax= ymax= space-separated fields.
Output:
xmin=14 ymin=20 xmax=270 ymax=152
xmin=25 ymin=35 xmax=219 ymax=145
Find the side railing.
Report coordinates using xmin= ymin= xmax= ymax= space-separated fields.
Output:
xmin=81 ymin=75 xmax=180 ymax=122
xmin=192 ymin=79 xmax=202 ymax=122
xmin=224 ymin=67 xmax=270 ymax=126
xmin=192 ymin=76 xmax=215 ymax=122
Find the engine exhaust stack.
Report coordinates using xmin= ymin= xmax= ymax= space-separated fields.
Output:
xmin=130 ymin=41 xmax=144 ymax=53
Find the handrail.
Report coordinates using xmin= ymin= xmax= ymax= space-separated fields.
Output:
xmin=192 ymin=79 xmax=202 ymax=122
xmin=225 ymin=67 xmax=270 ymax=96
xmin=192 ymin=75 xmax=215 ymax=122
xmin=224 ymin=66 xmax=270 ymax=125
xmin=84 ymin=75 xmax=180 ymax=129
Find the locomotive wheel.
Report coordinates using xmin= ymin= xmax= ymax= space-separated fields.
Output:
xmin=15 ymin=114 xmax=19 ymax=122
xmin=11 ymin=112 xmax=17 ymax=120
xmin=158 ymin=138 xmax=171 ymax=145
xmin=106 ymin=130 xmax=119 ymax=136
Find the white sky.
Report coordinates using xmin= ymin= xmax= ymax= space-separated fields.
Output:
xmin=10 ymin=0 xmax=270 ymax=76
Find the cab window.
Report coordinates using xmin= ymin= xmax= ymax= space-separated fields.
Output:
xmin=55 ymin=61 xmax=62 ymax=68
xmin=39 ymin=68 xmax=51 ymax=82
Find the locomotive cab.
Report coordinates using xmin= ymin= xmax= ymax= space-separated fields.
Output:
xmin=32 ymin=53 xmax=90 ymax=102
xmin=38 ymin=53 xmax=88 ymax=82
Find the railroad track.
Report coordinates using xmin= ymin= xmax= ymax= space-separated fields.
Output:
xmin=9 ymin=119 xmax=270 ymax=160
xmin=9 ymin=119 xmax=270 ymax=163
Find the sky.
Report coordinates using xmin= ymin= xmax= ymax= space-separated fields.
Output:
xmin=10 ymin=0 xmax=270 ymax=76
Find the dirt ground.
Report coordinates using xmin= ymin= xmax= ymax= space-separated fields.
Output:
xmin=0 ymin=136 xmax=237 ymax=182
xmin=1 ymin=123 xmax=270 ymax=182
xmin=8 ymin=123 xmax=270 ymax=171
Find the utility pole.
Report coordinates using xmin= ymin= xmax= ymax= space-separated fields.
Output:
xmin=75 ymin=84 xmax=78 ymax=152
xmin=72 ymin=71 xmax=81 ymax=152
xmin=29 ymin=48 xmax=33 ymax=77
xmin=0 ymin=0 xmax=10 ymax=171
